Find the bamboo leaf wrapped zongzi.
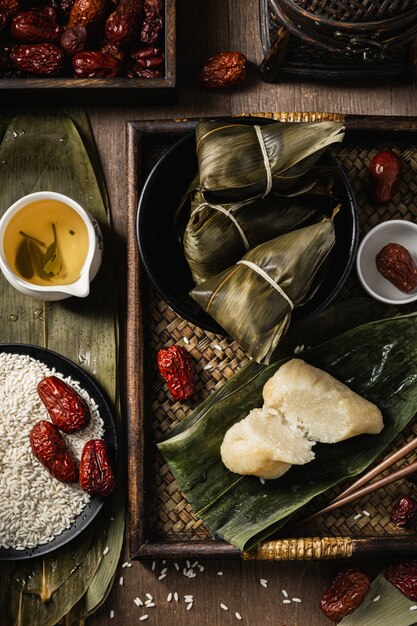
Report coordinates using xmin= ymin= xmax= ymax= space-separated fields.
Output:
xmin=190 ymin=219 xmax=335 ymax=364
xmin=196 ymin=120 xmax=345 ymax=202
xmin=181 ymin=182 xmax=336 ymax=284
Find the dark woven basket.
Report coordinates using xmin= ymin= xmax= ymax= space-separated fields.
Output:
xmin=272 ymin=0 xmax=417 ymax=59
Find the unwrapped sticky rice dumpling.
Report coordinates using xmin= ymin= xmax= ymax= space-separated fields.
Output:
xmin=263 ymin=359 xmax=384 ymax=443
xmin=220 ymin=407 xmax=315 ymax=479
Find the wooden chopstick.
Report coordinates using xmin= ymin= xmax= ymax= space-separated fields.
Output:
xmin=288 ymin=439 xmax=417 ymax=531
xmin=332 ymin=437 xmax=417 ymax=503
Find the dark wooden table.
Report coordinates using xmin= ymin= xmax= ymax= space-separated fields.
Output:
xmin=84 ymin=1 xmax=417 ymax=624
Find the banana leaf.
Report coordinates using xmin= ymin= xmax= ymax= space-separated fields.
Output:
xmin=159 ymin=311 xmax=417 ymax=551
xmin=341 ymin=571 xmax=417 ymax=626
xmin=190 ymin=218 xmax=335 ymax=364
xmin=180 ymin=181 xmax=336 ymax=284
xmin=196 ymin=119 xmax=345 ymax=201
xmin=0 ymin=110 xmax=123 ymax=626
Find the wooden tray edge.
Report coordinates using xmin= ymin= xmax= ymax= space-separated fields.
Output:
xmin=126 ymin=113 xmax=417 ymax=561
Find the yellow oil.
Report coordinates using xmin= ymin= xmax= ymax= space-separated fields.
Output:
xmin=4 ymin=199 xmax=89 ymax=286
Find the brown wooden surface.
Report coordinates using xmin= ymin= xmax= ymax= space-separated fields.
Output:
xmin=82 ymin=0 xmax=417 ymax=623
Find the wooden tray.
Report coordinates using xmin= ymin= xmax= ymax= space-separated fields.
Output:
xmin=0 ymin=0 xmax=175 ymax=104
xmin=259 ymin=0 xmax=416 ymax=82
xmin=127 ymin=113 xmax=417 ymax=560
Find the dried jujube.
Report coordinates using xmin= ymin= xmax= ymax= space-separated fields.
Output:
xmin=385 ymin=561 xmax=417 ymax=600
xmin=30 ymin=420 xmax=79 ymax=483
xmin=369 ymin=150 xmax=401 ymax=205
xmin=376 ymin=243 xmax=417 ymax=293
xmin=11 ymin=42 xmax=64 ymax=75
xmin=390 ymin=495 xmax=417 ymax=527
xmin=157 ymin=345 xmax=195 ymax=402
xmin=79 ymin=439 xmax=115 ymax=496
xmin=37 ymin=375 xmax=91 ymax=434
xmin=320 ymin=568 xmax=371 ymax=622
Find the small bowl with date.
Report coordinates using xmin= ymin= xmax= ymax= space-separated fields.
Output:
xmin=356 ymin=219 xmax=417 ymax=304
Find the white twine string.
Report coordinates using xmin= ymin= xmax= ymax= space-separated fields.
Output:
xmin=254 ymin=125 xmax=273 ymax=198
xmin=192 ymin=202 xmax=250 ymax=251
xmin=237 ymin=259 xmax=294 ymax=310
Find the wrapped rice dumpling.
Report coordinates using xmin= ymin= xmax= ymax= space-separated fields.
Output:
xmin=196 ymin=120 xmax=345 ymax=202
xmin=190 ymin=219 xmax=335 ymax=364
xmin=181 ymin=182 xmax=336 ymax=284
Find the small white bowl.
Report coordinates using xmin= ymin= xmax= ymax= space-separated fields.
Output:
xmin=356 ymin=220 xmax=417 ymax=304
xmin=0 ymin=191 xmax=103 ymax=301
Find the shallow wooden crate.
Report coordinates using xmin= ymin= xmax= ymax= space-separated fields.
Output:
xmin=126 ymin=113 xmax=417 ymax=560
xmin=0 ymin=0 xmax=175 ymax=104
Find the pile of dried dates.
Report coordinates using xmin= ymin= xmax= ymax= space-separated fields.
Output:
xmin=0 ymin=0 xmax=164 ymax=78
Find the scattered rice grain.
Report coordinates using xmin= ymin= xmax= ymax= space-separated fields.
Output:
xmin=134 ymin=598 xmax=142 ymax=607
xmin=158 ymin=573 xmax=167 ymax=581
xmin=110 ymin=610 xmax=114 ymax=619
xmin=220 ymin=603 xmax=228 ymax=611
xmin=146 ymin=593 xmax=153 ymax=601
xmin=186 ymin=602 xmax=193 ymax=610
xmin=410 ymin=606 xmax=417 ymax=611
xmin=373 ymin=595 xmax=381 ymax=602
xmin=354 ymin=513 xmax=362 ymax=520
xmin=151 ymin=561 xmax=156 ymax=571
xmin=174 ymin=562 xmax=179 ymax=571
xmin=217 ymin=571 xmax=223 ymax=576
xmin=119 ymin=576 xmax=123 ymax=586
xmin=235 ymin=612 xmax=242 ymax=620
xmin=103 ymin=546 xmax=110 ymax=556
xmin=139 ymin=616 xmax=148 ymax=621
xmin=122 ymin=562 xmax=129 ymax=568
xmin=292 ymin=598 xmax=301 ymax=603
xmin=174 ymin=592 xmax=179 ymax=601
xmin=183 ymin=337 xmax=190 ymax=345
xmin=167 ymin=593 xmax=172 ymax=602
xmin=203 ymin=364 xmax=212 ymax=370
xmin=363 ymin=510 xmax=370 ymax=517
xmin=282 ymin=590 xmax=288 ymax=598
xmin=283 ymin=599 xmax=291 ymax=604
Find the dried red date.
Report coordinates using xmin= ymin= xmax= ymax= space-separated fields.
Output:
xmin=12 ymin=42 xmax=64 ymax=75
xmin=38 ymin=376 xmax=91 ymax=434
xmin=0 ymin=0 xmax=20 ymax=17
xmin=195 ymin=51 xmax=247 ymax=88
xmin=157 ymin=345 xmax=195 ymax=402
xmin=376 ymin=242 xmax=417 ymax=293
xmin=100 ymin=40 xmax=125 ymax=63
xmin=60 ymin=25 xmax=86 ymax=54
xmin=104 ymin=0 xmax=143 ymax=45
xmin=369 ymin=150 xmax=401 ymax=205
xmin=320 ymin=568 xmax=371 ymax=622
xmin=68 ymin=0 xmax=109 ymax=31
xmin=11 ymin=7 xmax=64 ymax=44
xmin=30 ymin=420 xmax=79 ymax=483
xmin=132 ymin=46 xmax=164 ymax=68
xmin=140 ymin=0 xmax=163 ymax=45
xmin=390 ymin=495 xmax=417 ymax=527
xmin=80 ymin=439 xmax=115 ymax=496
xmin=49 ymin=0 xmax=75 ymax=21
xmin=72 ymin=49 xmax=120 ymax=76
xmin=127 ymin=66 xmax=162 ymax=78
xmin=385 ymin=561 xmax=417 ymax=600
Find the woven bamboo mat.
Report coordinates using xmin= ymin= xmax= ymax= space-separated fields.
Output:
xmin=146 ymin=141 xmax=417 ymax=542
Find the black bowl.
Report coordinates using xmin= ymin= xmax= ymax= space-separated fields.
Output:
xmin=137 ymin=118 xmax=358 ymax=334
xmin=0 ymin=344 xmax=117 ymax=561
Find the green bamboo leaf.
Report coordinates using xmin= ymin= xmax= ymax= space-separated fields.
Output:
xmin=341 ymin=572 xmax=417 ymax=626
xmin=159 ymin=310 xmax=417 ymax=550
xmin=25 ymin=533 xmax=92 ymax=601
xmin=15 ymin=238 xmax=34 ymax=279
xmin=196 ymin=119 xmax=345 ymax=201
xmin=181 ymin=180 xmax=335 ymax=284
xmin=42 ymin=224 xmax=62 ymax=277
xmin=191 ymin=218 xmax=336 ymax=364
xmin=0 ymin=110 xmax=123 ymax=626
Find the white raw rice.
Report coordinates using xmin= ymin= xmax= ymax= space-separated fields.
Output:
xmin=235 ymin=612 xmax=242 ymax=620
xmin=0 ymin=352 xmax=104 ymax=550
xmin=220 ymin=603 xmax=228 ymax=611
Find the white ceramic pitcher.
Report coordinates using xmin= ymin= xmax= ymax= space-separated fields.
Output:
xmin=0 ymin=191 xmax=103 ymax=301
